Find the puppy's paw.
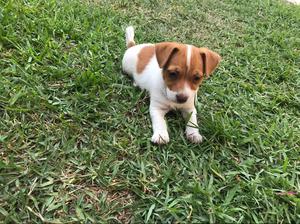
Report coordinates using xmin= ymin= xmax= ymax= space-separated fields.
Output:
xmin=186 ymin=129 xmax=203 ymax=143
xmin=151 ymin=131 xmax=169 ymax=145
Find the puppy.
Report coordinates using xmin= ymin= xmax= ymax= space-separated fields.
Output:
xmin=122 ymin=26 xmax=221 ymax=144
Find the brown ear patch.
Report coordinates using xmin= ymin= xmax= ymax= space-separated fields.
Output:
xmin=199 ymin=48 xmax=221 ymax=77
xmin=137 ymin=45 xmax=155 ymax=74
xmin=155 ymin=42 xmax=179 ymax=68
xmin=187 ymin=46 xmax=204 ymax=90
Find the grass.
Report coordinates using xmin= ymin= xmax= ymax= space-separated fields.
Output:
xmin=1 ymin=0 xmax=300 ymax=223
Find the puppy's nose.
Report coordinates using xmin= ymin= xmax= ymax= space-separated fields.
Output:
xmin=176 ymin=94 xmax=188 ymax=104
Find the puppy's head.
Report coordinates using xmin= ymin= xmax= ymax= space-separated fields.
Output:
xmin=155 ymin=42 xmax=221 ymax=104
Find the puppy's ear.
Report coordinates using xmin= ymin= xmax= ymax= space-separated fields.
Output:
xmin=155 ymin=42 xmax=179 ymax=68
xmin=199 ymin=48 xmax=221 ymax=77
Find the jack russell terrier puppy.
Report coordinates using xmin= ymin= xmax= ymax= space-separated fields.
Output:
xmin=122 ymin=26 xmax=221 ymax=144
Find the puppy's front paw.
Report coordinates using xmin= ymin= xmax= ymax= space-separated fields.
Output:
xmin=186 ymin=129 xmax=203 ymax=143
xmin=151 ymin=131 xmax=169 ymax=144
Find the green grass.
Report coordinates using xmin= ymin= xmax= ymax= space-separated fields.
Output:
xmin=1 ymin=0 xmax=300 ymax=223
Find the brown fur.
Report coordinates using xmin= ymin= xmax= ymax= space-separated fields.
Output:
xmin=137 ymin=45 xmax=155 ymax=74
xmin=188 ymin=46 xmax=205 ymax=90
xmin=127 ymin=41 xmax=135 ymax=48
xmin=155 ymin=42 xmax=221 ymax=91
xmin=156 ymin=42 xmax=187 ymax=91
xmin=155 ymin=42 xmax=180 ymax=68
xmin=199 ymin=47 xmax=221 ymax=77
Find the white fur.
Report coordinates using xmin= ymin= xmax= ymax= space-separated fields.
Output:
xmin=186 ymin=44 xmax=192 ymax=71
xmin=122 ymin=27 xmax=202 ymax=144
xmin=125 ymin=26 xmax=135 ymax=47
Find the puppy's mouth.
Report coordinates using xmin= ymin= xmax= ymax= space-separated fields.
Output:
xmin=164 ymin=89 xmax=189 ymax=104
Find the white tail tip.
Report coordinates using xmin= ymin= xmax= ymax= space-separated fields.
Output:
xmin=125 ymin=26 xmax=135 ymax=48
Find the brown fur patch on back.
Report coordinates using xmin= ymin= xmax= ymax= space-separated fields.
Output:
xmin=137 ymin=45 xmax=155 ymax=74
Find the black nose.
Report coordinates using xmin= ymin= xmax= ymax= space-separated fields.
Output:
xmin=176 ymin=94 xmax=188 ymax=103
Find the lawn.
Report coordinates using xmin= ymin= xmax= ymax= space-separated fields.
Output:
xmin=1 ymin=0 xmax=300 ymax=223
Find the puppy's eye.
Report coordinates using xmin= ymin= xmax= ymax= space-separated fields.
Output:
xmin=168 ymin=71 xmax=178 ymax=80
xmin=193 ymin=75 xmax=201 ymax=82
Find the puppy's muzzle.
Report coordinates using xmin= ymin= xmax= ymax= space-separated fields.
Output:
xmin=176 ymin=94 xmax=188 ymax=104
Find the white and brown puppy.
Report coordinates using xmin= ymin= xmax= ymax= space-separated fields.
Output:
xmin=122 ymin=26 xmax=221 ymax=144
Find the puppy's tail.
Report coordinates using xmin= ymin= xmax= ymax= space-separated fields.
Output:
xmin=125 ymin=26 xmax=135 ymax=48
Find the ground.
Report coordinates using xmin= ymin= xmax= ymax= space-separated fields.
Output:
xmin=0 ymin=0 xmax=300 ymax=223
